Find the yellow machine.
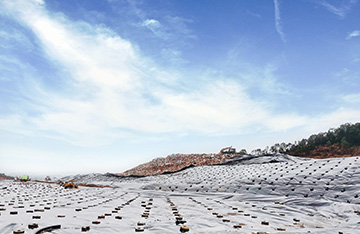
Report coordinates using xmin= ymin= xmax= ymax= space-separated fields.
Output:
xmin=63 ymin=181 xmax=78 ymax=189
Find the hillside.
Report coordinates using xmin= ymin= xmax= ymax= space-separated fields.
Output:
xmin=0 ymin=173 xmax=13 ymax=180
xmin=120 ymin=151 xmax=238 ymax=176
xmin=121 ymin=123 xmax=360 ymax=176
xmin=291 ymin=144 xmax=360 ymax=158
xmin=257 ymin=122 xmax=360 ymax=158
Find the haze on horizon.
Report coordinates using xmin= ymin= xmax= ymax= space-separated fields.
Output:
xmin=1 ymin=0 xmax=360 ymax=178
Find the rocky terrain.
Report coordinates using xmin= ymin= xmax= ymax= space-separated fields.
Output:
xmin=1 ymin=154 xmax=359 ymax=233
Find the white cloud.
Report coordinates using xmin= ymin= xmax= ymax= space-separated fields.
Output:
xmin=0 ymin=114 xmax=33 ymax=135
xmin=33 ymin=0 xmax=44 ymax=4
xmin=334 ymin=68 xmax=360 ymax=85
xmin=342 ymin=94 xmax=360 ymax=103
xmin=1 ymin=0 xmax=358 ymax=148
xmin=141 ymin=18 xmax=166 ymax=38
xmin=305 ymin=108 xmax=360 ymax=133
xmin=346 ymin=30 xmax=360 ymax=39
xmin=274 ymin=0 xmax=286 ymax=43
xmin=140 ymin=16 xmax=195 ymax=43
xmin=320 ymin=0 xmax=357 ymax=18
xmin=246 ymin=10 xmax=261 ymax=19
xmin=264 ymin=114 xmax=307 ymax=132
xmin=143 ymin=19 xmax=161 ymax=28
xmin=0 ymin=29 xmax=33 ymax=50
xmin=166 ymin=16 xmax=194 ymax=38
xmin=156 ymin=80 xmax=270 ymax=134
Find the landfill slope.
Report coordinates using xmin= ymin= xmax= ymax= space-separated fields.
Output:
xmin=1 ymin=154 xmax=359 ymax=233
xmin=120 ymin=152 xmax=235 ymax=176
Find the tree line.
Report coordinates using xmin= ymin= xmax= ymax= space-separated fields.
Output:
xmin=250 ymin=122 xmax=360 ymax=156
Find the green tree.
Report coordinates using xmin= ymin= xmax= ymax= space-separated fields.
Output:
xmin=341 ymin=137 xmax=350 ymax=148
xmin=257 ymin=122 xmax=360 ymax=156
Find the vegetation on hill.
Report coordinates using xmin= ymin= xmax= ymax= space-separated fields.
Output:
xmin=251 ymin=122 xmax=360 ymax=157
xmin=122 ymin=123 xmax=360 ymax=175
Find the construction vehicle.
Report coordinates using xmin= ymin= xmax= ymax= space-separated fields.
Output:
xmin=20 ymin=175 xmax=30 ymax=182
xmin=220 ymin=146 xmax=236 ymax=154
xmin=63 ymin=181 xmax=78 ymax=189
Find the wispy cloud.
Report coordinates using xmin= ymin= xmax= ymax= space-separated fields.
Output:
xmin=342 ymin=94 xmax=360 ymax=103
xmin=0 ymin=0 xmax=306 ymax=146
xmin=0 ymin=29 xmax=33 ymax=50
xmin=305 ymin=108 xmax=360 ymax=133
xmin=273 ymin=0 xmax=286 ymax=43
xmin=2 ymin=0 xmax=358 ymax=148
xmin=246 ymin=10 xmax=261 ymax=19
xmin=347 ymin=30 xmax=360 ymax=39
xmin=143 ymin=19 xmax=161 ymax=29
xmin=320 ymin=0 xmax=358 ymax=18
xmin=142 ymin=18 xmax=164 ymax=37
xmin=127 ymin=0 xmax=194 ymax=43
xmin=334 ymin=68 xmax=360 ymax=86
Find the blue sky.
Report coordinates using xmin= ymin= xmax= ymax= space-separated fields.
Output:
xmin=1 ymin=0 xmax=360 ymax=178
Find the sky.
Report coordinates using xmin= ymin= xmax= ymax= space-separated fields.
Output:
xmin=0 ymin=0 xmax=360 ymax=178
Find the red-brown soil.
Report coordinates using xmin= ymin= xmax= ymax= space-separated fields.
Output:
xmin=0 ymin=174 xmax=13 ymax=180
xmin=290 ymin=144 xmax=360 ymax=159
xmin=120 ymin=153 xmax=237 ymax=176
xmin=121 ymin=144 xmax=360 ymax=176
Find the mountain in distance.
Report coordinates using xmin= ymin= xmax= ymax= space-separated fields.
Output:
xmin=121 ymin=122 xmax=360 ymax=176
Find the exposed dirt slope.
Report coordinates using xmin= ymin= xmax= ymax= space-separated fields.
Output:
xmin=121 ymin=145 xmax=360 ymax=176
xmin=0 ymin=173 xmax=13 ymax=180
xmin=291 ymin=144 xmax=360 ymax=159
xmin=120 ymin=153 xmax=237 ymax=176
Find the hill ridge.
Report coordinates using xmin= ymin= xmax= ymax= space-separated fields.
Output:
xmin=120 ymin=152 xmax=238 ymax=176
xmin=120 ymin=122 xmax=360 ymax=176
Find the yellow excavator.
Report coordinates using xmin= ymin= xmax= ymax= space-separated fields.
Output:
xmin=63 ymin=181 xmax=78 ymax=189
